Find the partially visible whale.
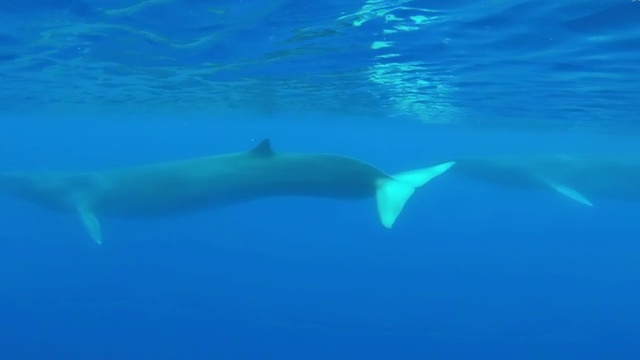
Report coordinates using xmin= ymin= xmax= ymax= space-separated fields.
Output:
xmin=449 ymin=154 xmax=640 ymax=206
xmin=0 ymin=139 xmax=455 ymax=244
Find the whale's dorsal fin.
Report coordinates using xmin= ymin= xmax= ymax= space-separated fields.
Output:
xmin=249 ymin=139 xmax=274 ymax=157
xmin=78 ymin=207 xmax=103 ymax=245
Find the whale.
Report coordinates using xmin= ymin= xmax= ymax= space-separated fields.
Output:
xmin=0 ymin=139 xmax=455 ymax=244
xmin=449 ymin=154 xmax=640 ymax=206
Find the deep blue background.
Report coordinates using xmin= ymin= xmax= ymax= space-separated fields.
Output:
xmin=1 ymin=117 xmax=640 ymax=359
xmin=2 ymin=0 xmax=640 ymax=358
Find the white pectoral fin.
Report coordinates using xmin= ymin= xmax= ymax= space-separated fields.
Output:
xmin=376 ymin=161 xmax=456 ymax=229
xmin=78 ymin=207 xmax=103 ymax=245
xmin=547 ymin=181 xmax=593 ymax=207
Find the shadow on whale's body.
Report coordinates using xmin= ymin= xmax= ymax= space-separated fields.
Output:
xmin=0 ymin=139 xmax=455 ymax=244
xmin=450 ymin=154 xmax=640 ymax=207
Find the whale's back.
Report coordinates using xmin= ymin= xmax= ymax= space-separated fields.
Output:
xmin=89 ymin=150 xmax=389 ymax=217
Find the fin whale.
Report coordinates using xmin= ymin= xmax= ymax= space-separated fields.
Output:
xmin=0 ymin=139 xmax=455 ymax=244
xmin=449 ymin=154 xmax=640 ymax=207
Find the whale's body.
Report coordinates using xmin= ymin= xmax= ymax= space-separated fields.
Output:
xmin=0 ymin=139 xmax=454 ymax=244
xmin=451 ymin=154 xmax=640 ymax=205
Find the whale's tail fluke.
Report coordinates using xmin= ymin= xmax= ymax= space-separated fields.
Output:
xmin=376 ymin=161 xmax=455 ymax=229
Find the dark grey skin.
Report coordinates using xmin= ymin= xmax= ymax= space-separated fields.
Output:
xmin=0 ymin=139 xmax=455 ymax=244
xmin=450 ymin=154 xmax=640 ymax=205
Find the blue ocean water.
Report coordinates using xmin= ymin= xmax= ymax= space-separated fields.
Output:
xmin=1 ymin=1 xmax=640 ymax=359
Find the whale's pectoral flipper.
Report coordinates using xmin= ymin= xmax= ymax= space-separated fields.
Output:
xmin=546 ymin=181 xmax=593 ymax=207
xmin=78 ymin=207 xmax=103 ymax=245
xmin=376 ymin=161 xmax=455 ymax=228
